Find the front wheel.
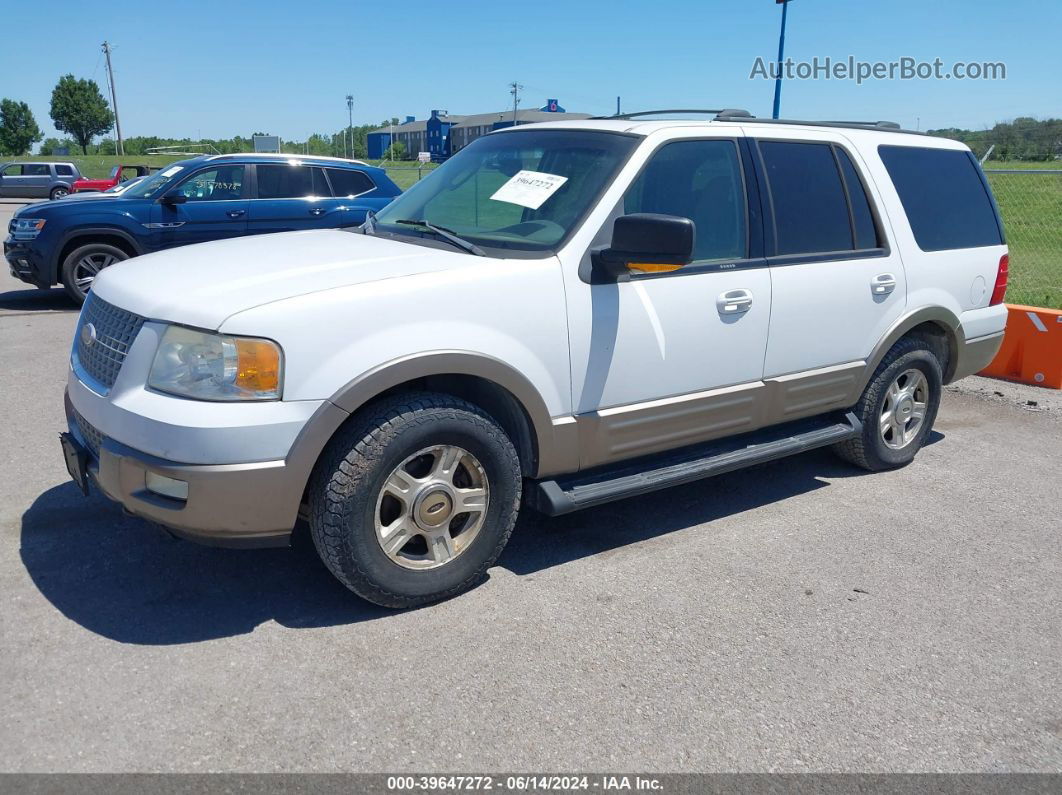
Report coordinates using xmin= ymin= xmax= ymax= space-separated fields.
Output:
xmin=833 ymin=336 xmax=943 ymax=471
xmin=308 ymin=392 xmax=522 ymax=608
xmin=60 ymin=243 xmax=128 ymax=304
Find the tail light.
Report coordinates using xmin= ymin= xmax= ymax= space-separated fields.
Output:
xmin=989 ymin=254 xmax=1008 ymax=306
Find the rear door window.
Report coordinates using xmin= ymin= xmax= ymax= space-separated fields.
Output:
xmin=24 ymin=164 xmax=50 ymax=176
xmin=835 ymin=149 xmax=880 ymax=250
xmin=326 ymin=168 xmax=374 ymax=197
xmin=759 ymin=141 xmax=853 ymax=256
xmin=878 ymin=145 xmax=1003 ymax=251
xmin=256 ymin=165 xmax=329 ymax=199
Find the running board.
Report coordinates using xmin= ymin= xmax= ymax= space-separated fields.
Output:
xmin=529 ymin=412 xmax=862 ymax=516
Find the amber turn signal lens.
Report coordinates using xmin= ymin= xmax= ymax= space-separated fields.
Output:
xmin=234 ymin=339 xmax=281 ymax=394
xmin=627 ymin=262 xmax=684 ymax=274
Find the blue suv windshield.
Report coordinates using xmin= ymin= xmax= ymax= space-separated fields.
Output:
xmin=121 ymin=164 xmax=189 ymax=198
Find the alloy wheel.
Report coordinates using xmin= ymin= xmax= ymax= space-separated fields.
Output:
xmin=880 ymin=368 xmax=929 ymax=450
xmin=73 ymin=252 xmax=120 ymax=296
xmin=374 ymin=445 xmax=489 ymax=570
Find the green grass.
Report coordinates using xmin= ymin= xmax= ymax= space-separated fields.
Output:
xmin=985 ymin=170 xmax=1062 ymax=308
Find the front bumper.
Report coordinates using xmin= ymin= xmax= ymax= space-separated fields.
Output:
xmin=64 ymin=390 xmax=340 ymax=548
xmin=4 ymin=238 xmax=51 ymax=288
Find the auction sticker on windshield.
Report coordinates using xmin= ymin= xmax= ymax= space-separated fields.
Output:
xmin=490 ymin=170 xmax=568 ymax=209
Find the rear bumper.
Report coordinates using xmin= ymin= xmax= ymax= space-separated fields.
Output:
xmin=951 ymin=331 xmax=1005 ymax=382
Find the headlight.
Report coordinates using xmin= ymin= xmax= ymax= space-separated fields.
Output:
xmin=11 ymin=218 xmax=46 ymax=240
xmin=148 ymin=326 xmax=283 ymax=401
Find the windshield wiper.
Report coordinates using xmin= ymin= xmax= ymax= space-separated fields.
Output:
xmin=392 ymin=219 xmax=486 ymax=256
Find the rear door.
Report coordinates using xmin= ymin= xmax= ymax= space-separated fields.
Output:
xmin=754 ymin=134 xmax=906 ymax=400
xmin=23 ymin=164 xmax=52 ymax=197
xmin=152 ymin=164 xmax=249 ymax=247
xmin=249 ymin=163 xmax=337 ymax=233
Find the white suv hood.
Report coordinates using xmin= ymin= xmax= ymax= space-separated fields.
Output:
xmin=90 ymin=230 xmax=469 ymax=329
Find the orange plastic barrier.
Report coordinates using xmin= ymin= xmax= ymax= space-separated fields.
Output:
xmin=980 ymin=304 xmax=1062 ymax=389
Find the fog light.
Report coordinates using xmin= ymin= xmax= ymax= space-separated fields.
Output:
xmin=145 ymin=471 xmax=189 ymax=500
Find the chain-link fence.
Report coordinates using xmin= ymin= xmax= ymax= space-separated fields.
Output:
xmin=984 ymin=168 xmax=1062 ymax=309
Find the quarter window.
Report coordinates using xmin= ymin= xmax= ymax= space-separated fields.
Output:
xmin=878 ymin=145 xmax=1003 ymax=251
xmin=759 ymin=141 xmax=853 ymax=256
xmin=623 ymin=140 xmax=748 ymax=262
xmin=176 ymin=166 xmax=245 ymax=202
xmin=55 ymin=165 xmax=74 ymax=176
xmin=256 ymin=165 xmax=329 ymax=199
xmin=326 ymin=168 xmax=374 ymax=197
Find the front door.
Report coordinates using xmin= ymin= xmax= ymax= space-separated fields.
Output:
xmin=0 ymin=164 xmax=29 ymax=197
xmin=152 ymin=164 xmax=249 ymax=248
xmin=753 ymin=137 xmax=907 ymax=385
xmin=567 ymin=136 xmax=773 ymax=467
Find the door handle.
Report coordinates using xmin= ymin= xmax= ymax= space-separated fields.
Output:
xmin=226 ymin=209 xmax=246 ymax=219
xmin=872 ymin=273 xmax=897 ymax=295
xmin=717 ymin=289 xmax=753 ymax=315
xmin=309 ymin=207 xmax=326 ymax=216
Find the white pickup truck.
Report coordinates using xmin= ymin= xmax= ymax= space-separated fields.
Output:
xmin=62 ymin=110 xmax=1009 ymax=607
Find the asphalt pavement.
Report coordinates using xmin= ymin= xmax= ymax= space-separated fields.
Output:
xmin=0 ymin=199 xmax=1059 ymax=773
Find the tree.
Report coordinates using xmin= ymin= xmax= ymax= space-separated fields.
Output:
xmin=49 ymin=75 xmax=113 ymax=155
xmin=0 ymin=99 xmax=43 ymax=155
xmin=383 ymin=141 xmax=407 ymax=161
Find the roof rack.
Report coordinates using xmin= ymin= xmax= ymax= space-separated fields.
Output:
xmin=713 ymin=109 xmax=918 ymax=134
xmin=593 ymin=108 xmax=751 ymax=120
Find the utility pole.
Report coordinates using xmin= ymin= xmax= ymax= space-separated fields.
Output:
xmin=771 ymin=0 xmax=794 ymax=120
xmin=346 ymin=94 xmax=354 ymax=159
xmin=509 ymin=81 xmax=523 ymax=127
xmin=101 ymin=41 xmax=124 ymax=155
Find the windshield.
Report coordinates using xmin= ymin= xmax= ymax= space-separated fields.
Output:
xmin=373 ymin=129 xmax=637 ymax=254
xmin=122 ymin=164 xmax=187 ymax=198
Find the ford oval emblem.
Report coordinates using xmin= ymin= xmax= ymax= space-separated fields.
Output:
xmin=81 ymin=323 xmax=97 ymax=348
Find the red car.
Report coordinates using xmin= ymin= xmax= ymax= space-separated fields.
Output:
xmin=70 ymin=164 xmax=156 ymax=193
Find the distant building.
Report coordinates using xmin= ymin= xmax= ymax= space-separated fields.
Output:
xmin=366 ymin=100 xmax=591 ymax=160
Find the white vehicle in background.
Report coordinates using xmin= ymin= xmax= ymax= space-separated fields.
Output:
xmin=62 ymin=109 xmax=1008 ymax=607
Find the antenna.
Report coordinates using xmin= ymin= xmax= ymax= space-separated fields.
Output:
xmin=101 ymin=41 xmax=124 ymax=156
xmin=509 ymin=81 xmax=523 ymax=126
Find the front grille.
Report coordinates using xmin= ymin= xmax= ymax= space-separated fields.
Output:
xmin=75 ymin=295 xmax=145 ymax=391
xmin=73 ymin=409 xmax=104 ymax=459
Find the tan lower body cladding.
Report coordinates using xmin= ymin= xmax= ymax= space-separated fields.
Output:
xmin=575 ymin=362 xmax=865 ymax=468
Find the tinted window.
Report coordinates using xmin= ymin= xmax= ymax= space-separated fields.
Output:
xmin=257 ymin=165 xmax=329 ymax=199
xmin=623 ymin=139 xmax=747 ymax=262
xmin=879 ymin=145 xmax=1003 ymax=251
xmin=25 ymin=164 xmax=50 ymax=176
xmin=326 ymin=168 xmax=374 ymax=197
xmin=55 ymin=164 xmax=74 ymax=176
xmin=836 ymin=149 xmax=880 ymax=249
xmin=176 ymin=166 xmax=244 ymax=202
xmin=760 ymin=141 xmax=852 ymax=255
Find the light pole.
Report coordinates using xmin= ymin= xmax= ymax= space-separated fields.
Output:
xmin=346 ymin=94 xmax=354 ymax=159
xmin=772 ymin=0 xmax=794 ymax=120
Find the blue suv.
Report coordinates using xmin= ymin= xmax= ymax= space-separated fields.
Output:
xmin=4 ymin=154 xmax=401 ymax=303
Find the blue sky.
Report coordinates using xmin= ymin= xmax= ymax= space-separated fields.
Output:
xmin=3 ymin=0 xmax=1058 ymax=143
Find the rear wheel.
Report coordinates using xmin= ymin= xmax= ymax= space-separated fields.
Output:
xmin=833 ymin=336 xmax=943 ymax=471
xmin=50 ymin=186 xmax=69 ymax=200
xmin=308 ymin=392 xmax=522 ymax=608
xmin=60 ymin=243 xmax=128 ymax=304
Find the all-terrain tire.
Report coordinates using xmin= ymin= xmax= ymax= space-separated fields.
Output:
xmin=833 ymin=336 xmax=944 ymax=471
xmin=308 ymin=391 xmax=522 ymax=608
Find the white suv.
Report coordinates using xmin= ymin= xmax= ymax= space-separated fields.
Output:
xmin=62 ymin=111 xmax=1009 ymax=607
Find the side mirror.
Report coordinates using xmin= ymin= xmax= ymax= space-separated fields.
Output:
xmin=160 ymin=191 xmax=187 ymax=206
xmin=591 ymin=213 xmax=695 ymax=283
